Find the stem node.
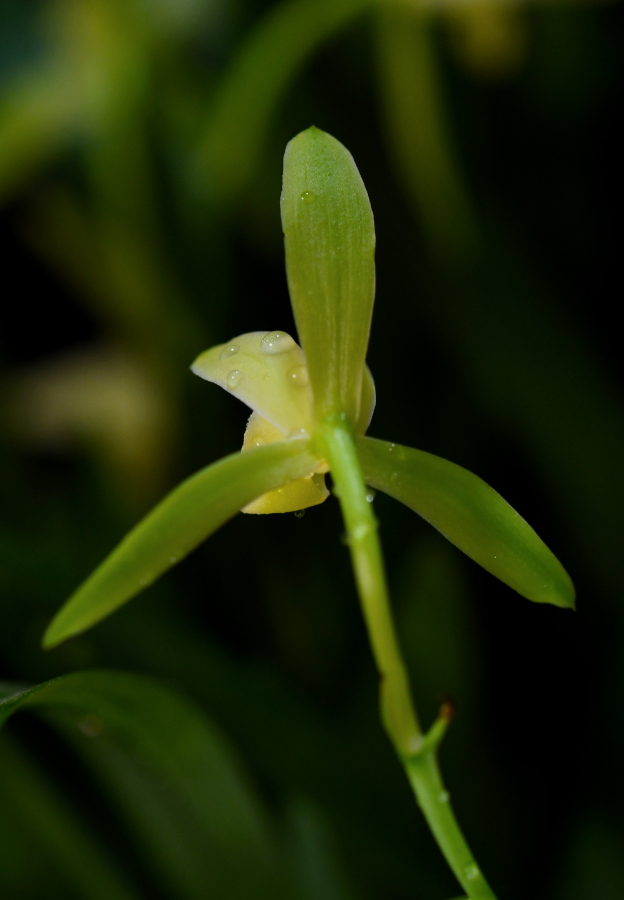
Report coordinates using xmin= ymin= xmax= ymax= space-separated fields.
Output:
xmin=320 ymin=416 xmax=498 ymax=900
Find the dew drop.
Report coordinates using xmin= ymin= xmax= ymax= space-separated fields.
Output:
xmin=227 ymin=369 xmax=242 ymax=388
xmin=438 ymin=791 xmax=450 ymax=804
xmin=294 ymin=510 xmax=305 ymax=519
xmin=388 ymin=443 xmax=396 ymax=453
xmin=220 ymin=343 xmax=239 ymax=360
xmin=366 ymin=489 xmax=376 ymax=503
xmin=287 ymin=364 xmax=309 ymax=386
xmin=300 ymin=191 xmax=316 ymax=203
xmin=169 ymin=556 xmax=178 ymax=564
xmin=260 ymin=331 xmax=296 ymax=354
xmin=464 ymin=865 xmax=480 ymax=881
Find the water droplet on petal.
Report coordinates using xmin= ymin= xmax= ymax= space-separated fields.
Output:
xmin=220 ymin=343 xmax=239 ymax=360
xmin=287 ymin=364 xmax=309 ymax=386
xmin=300 ymin=191 xmax=316 ymax=203
xmin=227 ymin=369 xmax=242 ymax=388
xmin=438 ymin=791 xmax=450 ymax=804
xmin=366 ymin=489 xmax=376 ymax=503
xmin=388 ymin=443 xmax=396 ymax=453
xmin=464 ymin=865 xmax=480 ymax=881
xmin=294 ymin=510 xmax=305 ymax=519
xmin=169 ymin=556 xmax=178 ymax=564
xmin=260 ymin=331 xmax=296 ymax=354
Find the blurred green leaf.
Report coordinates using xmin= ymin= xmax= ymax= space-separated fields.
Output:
xmin=356 ymin=435 xmax=575 ymax=609
xmin=282 ymin=127 xmax=376 ymax=425
xmin=0 ymin=736 xmax=141 ymax=900
xmin=285 ymin=797 xmax=358 ymax=900
xmin=0 ymin=66 xmax=80 ymax=204
xmin=194 ymin=0 xmax=373 ymax=209
xmin=375 ymin=7 xmax=478 ymax=261
xmin=556 ymin=818 xmax=624 ymax=900
xmin=0 ymin=670 xmax=282 ymax=900
xmin=43 ymin=440 xmax=322 ymax=647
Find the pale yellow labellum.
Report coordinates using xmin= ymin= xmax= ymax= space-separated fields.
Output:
xmin=192 ymin=330 xmax=328 ymax=514
xmin=191 ymin=329 xmax=375 ymax=515
xmin=191 ymin=330 xmax=314 ymax=435
xmin=241 ymin=412 xmax=329 ymax=514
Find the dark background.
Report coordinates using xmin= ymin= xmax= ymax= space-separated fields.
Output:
xmin=1 ymin=0 xmax=623 ymax=897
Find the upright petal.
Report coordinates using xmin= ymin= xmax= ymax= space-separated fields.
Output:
xmin=281 ymin=126 xmax=376 ymax=426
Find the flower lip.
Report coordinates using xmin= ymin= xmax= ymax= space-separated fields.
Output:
xmin=191 ymin=330 xmax=315 ymax=435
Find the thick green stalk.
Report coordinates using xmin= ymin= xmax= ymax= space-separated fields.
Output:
xmin=316 ymin=416 xmax=497 ymax=900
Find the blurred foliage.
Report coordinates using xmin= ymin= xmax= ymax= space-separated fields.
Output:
xmin=1 ymin=0 xmax=623 ymax=897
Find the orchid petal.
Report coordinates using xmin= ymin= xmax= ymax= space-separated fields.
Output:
xmin=43 ymin=439 xmax=321 ymax=647
xmin=356 ymin=436 xmax=575 ymax=610
xmin=281 ymin=126 xmax=376 ymax=426
xmin=191 ymin=330 xmax=314 ymax=434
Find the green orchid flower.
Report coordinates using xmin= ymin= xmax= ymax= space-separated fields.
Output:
xmin=43 ymin=126 xmax=573 ymax=900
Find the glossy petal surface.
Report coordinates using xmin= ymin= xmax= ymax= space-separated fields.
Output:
xmin=191 ymin=330 xmax=314 ymax=434
xmin=356 ymin=436 xmax=575 ymax=609
xmin=281 ymin=126 xmax=375 ymax=425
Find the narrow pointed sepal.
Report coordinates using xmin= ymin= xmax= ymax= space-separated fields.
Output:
xmin=356 ymin=436 xmax=575 ymax=609
xmin=43 ymin=440 xmax=322 ymax=648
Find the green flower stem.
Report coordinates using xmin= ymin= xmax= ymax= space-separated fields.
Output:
xmin=316 ymin=416 xmax=421 ymax=752
xmin=316 ymin=416 xmax=497 ymax=900
xmin=405 ymin=747 xmax=496 ymax=899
